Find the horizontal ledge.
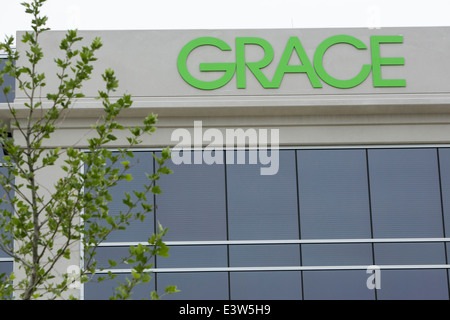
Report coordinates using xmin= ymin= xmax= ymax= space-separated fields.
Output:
xmin=93 ymin=264 xmax=450 ymax=274
xmin=5 ymin=95 xmax=450 ymax=118
xmin=10 ymin=93 xmax=450 ymax=108
xmin=84 ymin=144 xmax=450 ymax=153
xmin=98 ymin=238 xmax=450 ymax=247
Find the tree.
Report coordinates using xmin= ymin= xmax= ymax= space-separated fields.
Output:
xmin=0 ymin=0 xmax=178 ymax=300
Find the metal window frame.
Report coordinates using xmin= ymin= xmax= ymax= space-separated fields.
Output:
xmin=94 ymin=264 xmax=450 ymax=274
xmin=82 ymin=145 xmax=450 ymax=298
xmin=98 ymin=238 xmax=450 ymax=246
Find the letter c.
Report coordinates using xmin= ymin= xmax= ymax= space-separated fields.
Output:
xmin=313 ymin=35 xmax=372 ymax=88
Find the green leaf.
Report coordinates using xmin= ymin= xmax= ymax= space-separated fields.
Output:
xmin=151 ymin=291 xmax=160 ymax=300
xmin=158 ymin=244 xmax=170 ymax=257
xmin=108 ymin=259 xmax=117 ymax=267
xmin=165 ymin=285 xmax=180 ymax=295
xmin=106 ymin=134 xmax=117 ymax=141
xmin=63 ymin=249 xmax=71 ymax=259
xmin=151 ymin=186 xmax=162 ymax=194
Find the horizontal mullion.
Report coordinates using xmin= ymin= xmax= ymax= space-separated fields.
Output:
xmin=93 ymin=264 xmax=450 ymax=274
xmin=98 ymin=238 xmax=450 ymax=247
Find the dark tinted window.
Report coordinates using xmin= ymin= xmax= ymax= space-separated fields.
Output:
xmin=303 ymin=270 xmax=375 ymax=300
xmin=0 ymin=59 xmax=15 ymax=103
xmin=368 ymin=149 xmax=443 ymax=238
xmin=374 ymin=243 xmax=446 ymax=265
xmin=84 ymin=273 xmax=155 ymax=300
xmin=376 ymin=269 xmax=449 ymax=300
xmin=230 ymin=271 xmax=302 ymax=300
xmin=0 ymin=166 xmax=13 ymax=258
xmin=87 ymin=246 xmax=154 ymax=270
xmin=157 ymin=272 xmax=228 ymax=300
xmin=298 ymin=150 xmax=371 ymax=239
xmin=157 ymin=151 xmax=227 ymax=241
xmin=227 ymin=150 xmax=299 ymax=240
xmin=97 ymin=151 xmax=155 ymax=242
xmin=229 ymin=244 xmax=300 ymax=267
xmin=156 ymin=245 xmax=227 ymax=268
xmin=302 ymin=244 xmax=373 ymax=266
xmin=0 ymin=262 xmax=12 ymax=275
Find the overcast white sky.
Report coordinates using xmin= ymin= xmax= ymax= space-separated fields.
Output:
xmin=1 ymin=0 xmax=450 ymax=43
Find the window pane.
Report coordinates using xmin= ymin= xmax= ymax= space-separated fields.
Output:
xmin=157 ymin=151 xmax=227 ymax=241
xmin=156 ymin=245 xmax=227 ymax=268
xmin=0 ymin=262 xmax=12 ymax=275
xmin=157 ymin=272 xmax=228 ymax=300
xmin=90 ymin=151 xmax=154 ymax=242
xmin=374 ymin=243 xmax=446 ymax=265
xmin=303 ymin=270 xmax=375 ymax=300
xmin=84 ymin=273 xmax=155 ymax=300
xmin=297 ymin=150 xmax=371 ymax=239
xmin=230 ymin=271 xmax=302 ymax=300
xmin=302 ymin=244 xmax=373 ymax=266
xmin=86 ymin=246 xmax=154 ymax=270
xmin=447 ymin=242 xmax=450 ymax=263
xmin=368 ymin=149 xmax=443 ymax=238
xmin=229 ymin=244 xmax=300 ymax=267
xmin=377 ymin=269 xmax=448 ymax=300
xmin=0 ymin=262 xmax=12 ymax=299
xmin=0 ymin=261 xmax=12 ymax=300
xmin=0 ymin=59 xmax=15 ymax=103
xmin=0 ymin=167 xmax=13 ymax=258
xmin=437 ymin=148 xmax=450 ymax=236
xmin=227 ymin=150 xmax=299 ymax=240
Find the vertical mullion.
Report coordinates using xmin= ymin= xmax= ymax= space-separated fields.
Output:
xmin=295 ymin=150 xmax=305 ymax=300
xmin=153 ymin=151 xmax=158 ymax=294
xmin=365 ymin=149 xmax=378 ymax=300
xmin=224 ymin=149 xmax=231 ymax=300
xmin=436 ymin=148 xmax=450 ymax=300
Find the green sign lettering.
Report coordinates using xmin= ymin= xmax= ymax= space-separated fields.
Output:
xmin=272 ymin=36 xmax=322 ymax=88
xmin=235 ymin=37 xmax=274 ymax=89
xmin=177 ymin=37 xmax=236 ymax=90
xmin=177 ymin=35 xmax=406 ymax=90
xmin=314 ymin=35 xmax=372 ymax=89
xmin=371 ymin=35 xmax=406 ymax=87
